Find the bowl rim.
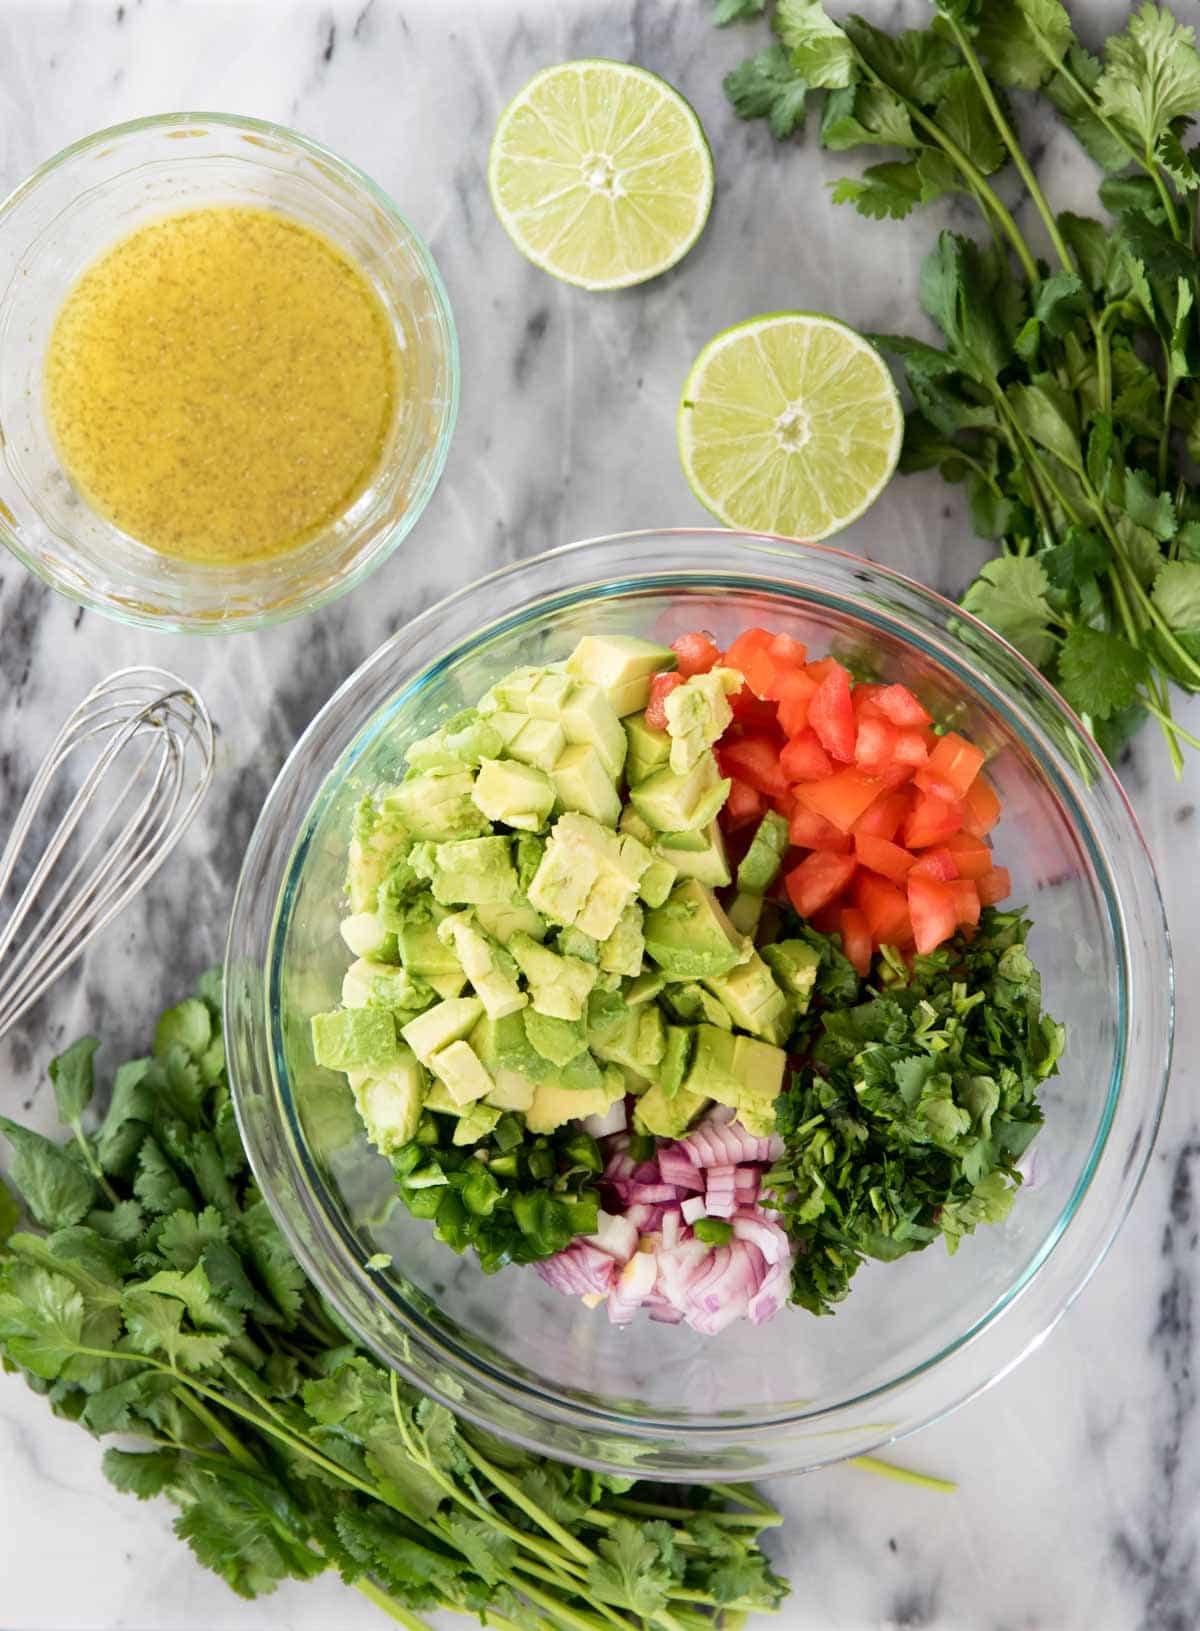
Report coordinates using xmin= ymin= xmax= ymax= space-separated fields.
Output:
xmin=227 ymin=526 xmax=1174 ymax=1475
xmin=0 ymin=109 xmax=460 ymax=634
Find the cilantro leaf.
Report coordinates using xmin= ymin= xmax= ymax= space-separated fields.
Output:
xmin=1043 ymin=525 xmax=1110 ymax=589
xmin=934 ymin=69 xmax=1008 ymax=175
xmin=443 ymin=1517 xmax=518 ymax=1586
xmin=919 ymin=232 xmax=1009 ymax=381
xmin=102 ymin=1447 xmax=181 ymax=1500
xmin=0 ymin=1117 xmax=97 ymax=1230
xmin=1096 ymin=2 xmax=1200 ymax=155
xmin=122 ymin=1287 xmax=229 ymax=1370
xmin=97 ymin=1059 xmax=153 ymax=1177
xmin=724 ymin=46 xmax=809 ymax=138
xmin=713 ymin=0 xmax=765 ymax=20
xmin=1057 ymin=212 xmax=1118 ymax=294
xmin=831 ymin=161 xmax=923 ymax=220
xmin=240 ymin=1196 xmax=307 ymax=1322
xmin=0 ymin=1263 xmax=85 ymax=1379
xmin=975 ymin=0 xmax=1075 ymax=91
xmin=1152 ymin=560 xmax=1200 ymax=630
xmin=842 ymin=16 xmax=961 ymax=102
xmin=0 ymin=1174 xmax=18 ymax=1249
xmin=49 ymin=1037 xmax=99 ymax=1128
xmin=1058 ymin=627 xmax=1149 ymax=719
xmin=961 ymin=556 xmax=1057 ymax=666
xmin=1007 ymin=379 xmax=1082 ymax=469
xmin=1123 ymin=465 xmax=1177 ymax=540
xmin=775 ymin=0 xmax=856 ymax=86
xmin=154 ymin=998 xmax=212 ymax=1061
xmin=819 ymin=82 xmax=917 ymax=150
xmin=1046 ymin=46 xmax=1132 ymax=171
xmin=587 ymin=1517 xmax=673 ymax=1618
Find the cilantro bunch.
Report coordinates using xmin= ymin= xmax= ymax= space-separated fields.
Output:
xmin=0 ymin=973 xmax=788 ymax=1630
xmin=765 ymin=910 xmax=1064 ymax=1314
xmin=718 ymin=0 xmax=1200 ymax=769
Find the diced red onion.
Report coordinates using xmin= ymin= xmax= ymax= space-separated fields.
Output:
xmin=680 ymin=1196 xmax=707 ymax=1225
xmin=586 ymin=1211 xmax=639 ymax=1265
xmin=627 ymin=1182 xmax=679 ymax=1204
xmin=748 ymin=1253 xmax=791 ymax=1325
xmin=632 ymin=1160 xmax=661 ymax=1183
xmin=656 ymin=1147 xmax=704 ymax=1191
xmin=582 ymin=1101 xmax=627 ymax=1138
xmin=535 ymin=1242 xmax=616 ymax=1298
xmin=606 ymin=1250 xmax=657 ymax=1325
xmin=660 ymin=1209 xmax=682 ymax=1249
xmin=731 ymin=1212 xmax=790 ymax=1266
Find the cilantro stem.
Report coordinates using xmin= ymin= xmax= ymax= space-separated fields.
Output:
xmin=516 ymin=1576 xmax=637 ymax=1631
xmin=849 ymin=1454 xmax=957 ymax=1492
xmin=173 ymin=1386 xmax=261 ymax=1471
xmin=942 ymin=15 xmax=1075 ymax=276
xmin=1139 ymin=694 xmax=1200 ymax=751
xmin=610 ymin=1496 xmax=778 ymax=1531
xmin=709 ymin=1481 xmax=781 ymax=1517
xmin=458 ymin=1435 xmax=598 ymax=1567
xmin=353 ymin=1578 xmax=434 ymax=1631
xmin=1159 ymin=370 xmax=1179 ymax=490
xmin=68 ymin=1122 xmax=121 ymax=1208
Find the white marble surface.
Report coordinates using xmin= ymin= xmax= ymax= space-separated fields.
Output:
xmin=0 ymin=0 xmax=1197 ymax=1627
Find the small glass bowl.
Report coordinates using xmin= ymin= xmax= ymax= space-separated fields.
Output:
xmin=0 ymin=112 xmax=458 ymax=632
xmin=225 ymin=529 xmax=1172 ymax=1479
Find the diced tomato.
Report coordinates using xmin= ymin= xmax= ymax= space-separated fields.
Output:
xmin=908 ymin=847 xmax=960 ymax=882
xmin=808 ymin=902 xmax=845 ymax=935
xmin=789 ymin=805 xmax=853 ymax=852
xmin=805 ymin=656 xmax=840 ymax=683
xmin=671 ymin=631 xmax=721 ymax=677
xmin=948 ymin=879 xmax=981 ymax=927
xmin=916 ymin=732 xmax=985 ymax=800
xmin=907 ymin=874 xmax=959 ymax=955
xmin=728 ymin=687 xmax=780 ymax=728
xmin=795 ymin=768 xmax=886 ymax=833
xmin=775 ymin=667 xmax=818 ymax=735
xmin=768 ymin=633 xmax=808 ymax=666
xmin=945 ymin=832 xmax=994 ymax=880
xmin=785 ymin=850 xmax=857 ymax=917
xmin=853 ymin=788 xmax=912 ymax=842
xmin=963 ymin=775 xmax=1002 ymax=837
xmin=903 ymin=789 xmax=964 ymax=849
xmin=780 ymin=728 xmax=833 ymax=782
xmin=717 ymin=735 xmax=789 ymax=800
xmin=808 ymin=664 xmax=856 ymax=763
xmin=721 ymin=778 xmax=765 ymax=831
xmin=914 ymin=771 xmax=961 ymax=802
xmin=977 ymin=866 xmax=1012 ymax=905
xmin=853 ymin=871 xmax=913 ymax=947
xmin=875 ymin=684 xmax=932 ymax=728
xmin=854 ymin=832 xmax=914 ymax=883
xmin=724 ymin=628 xmax=775 ymax=682
xmin=854 ymin=716 xmax=897 ymax=773
xmin=893 ymin=729 xmax=930 ymax=766
xmin=743 ymin=647 xmax=779 ymax=699
xmin=851 ymin=682 xmax=889 ymax=719
xmin=770 ymin=790 xmax=798 ymax=821
xmin=645 ymin=671 xmax=683 ymax=730
xmin=839 ymin=906 xmax=873 ymax=976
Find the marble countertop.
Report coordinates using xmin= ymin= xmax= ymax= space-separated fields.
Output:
xmin=1 ymin=0 xmax=1197 ymax=1627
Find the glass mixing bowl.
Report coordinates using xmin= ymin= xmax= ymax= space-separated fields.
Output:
xmin=0 ymin=113 xmax=457 ymax=632
xmin=225 ymin=529 xmax=1172 ymax=1479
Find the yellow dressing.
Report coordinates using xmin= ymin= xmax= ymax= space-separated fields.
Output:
xmin=44 ymin=205 xmax=399 ymax=564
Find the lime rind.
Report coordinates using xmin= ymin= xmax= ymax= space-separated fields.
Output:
xmin=678 ymin=312 xmax=903 ymax=541
xmin=488 ymin=59 xmax=714 ymax=292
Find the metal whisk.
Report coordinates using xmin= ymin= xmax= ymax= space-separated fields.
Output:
xmin=0 ymin=667 xmax=215 ymax=1039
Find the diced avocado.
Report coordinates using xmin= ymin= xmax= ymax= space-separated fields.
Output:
xmin=526 ymin=812 xmax=649 ymax=940
xmin=663 ymin=983 xmax=734 ymax=1030
xmin=437 ymin=912 xmax=526 ymax=1020
xmin=348 ymin=1047 xmax=427 ymax=1153
xmin=485 ymin=1068 xmax=537 ymax=1112
xmin=737 ymin=810 xmax=790 ymax=894
xmin=560 ymin=1047 xmax=605 ymax=1092
xmin=626 ymin=970 xmax=666 ymax=1006
xmin=471 ymin=758 xmax=555 ymax=832
xmin=523 ymin=1008 xmax=589 ymax=1065
xmin=663 ymin=668 xmax=742 ymax=773
xmin=427 ymin=1039 xmax=494 ymax=1106
xmin=482 ymin=665 xmax=569 ymax=717
xmin=486 ymin=710 xmax=528 ymax=748
xmin=730 ymin=1036 xmax=787 ymax=1136
xmin=340 ymin=911 xmax=399 ymax=962
xmin=657 ymin=820 xmax=731 ymax=887
xmin=637 ymin=855 xmax=677 ymax=909
xmin=703 ymin=952 xmax=791 ymax=1045
xmin=761 ymin=939 xmax=821 ymax=1014
xmin=406 ymin=709 xmax=504 ymax=772
xmin=383 ymin=769 xmax=491 ymax=842
xmin=727 ymin=891 xmax=765 ymax=938
xmin=401 ymin=997 xmax=484 ymax=1064
xmin=423 ymin=1079 xmax=464 ymax=1115
xmin=453 ymin=1103 xmax=502 ymax=1145
xmin=619 ymin=806 xmax=656 ymax=845
xmin=586 ymin=986 xmax=628 ymax=1046
xmin=375 ymin=851 xmax=428 ymax=929
xmin=430 ymin=836 xmax=518 ymax=907
xmin=558 ymin=681 xmax=627 ymax=780
xmin=565 ymin=634 xmax=676 ymax=716
xmin=551 ymin=743 xmax=621 ymax=827
xmin=643 ymin=879 xmax=752 ymax=980
xmin=683 ymin=1024 xmax=740 ymax=1101
xmin=509 ymin=716 xmax=567 ymax=773
xmin=474 ymin=894 xmax=547 ymax=943
xmin=599 ymin=902 xmax=644 ymax=977
xmin=624 ymin=714 xmax=673 ymax=784
xmin=525 ymin=1067 xmax=624 ymax=1134
xmin=510 ymin=932 xmax=598 ymax=1020
xmin=657 ymin=1024 xmax=696 ymax=1099
xmin=347 ymin=799 xmax=410 ymax=914
xmin=426 ymin=970 xmax=469 ymax=999
xmin=342 ymin=959 xmax=436 ymax=1016
xmin=312 ymin=1007 xmax=402 ymax=1072
xmin=514 ymin=833 xmax=545 ymax=894
xmin=591 ymin=1004 xmax=666 ymax=1078
xmin=470 ymin=1011 xmax=552 ymax=1081
xmin=630 ymin=751 xmax=730 ymax=833
xmin=634 ymin=1080 xmax=708 ymax=1139
xmin=554 ymin=925 xmax=600 ymax=962
xmin=397 ymin=906 xmax=465 ymax=984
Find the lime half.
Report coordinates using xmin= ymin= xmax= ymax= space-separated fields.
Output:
xmin=679 ymin=313 xmax=903 ymax=540
xmin=488 ymin=60 xmax=714 ymax=292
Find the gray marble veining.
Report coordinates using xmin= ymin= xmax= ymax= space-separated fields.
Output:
xmin=1 ymin=1 xmax=1198 ymax=1627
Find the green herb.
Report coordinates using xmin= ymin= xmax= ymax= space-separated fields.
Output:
xmin=716 ymin=0 xmax=1200 ymax=770
xmin=0 ymin=972 xmax=789 ymax=1629
xmin=765 ymin=910 xmax=1063 ymax=1315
